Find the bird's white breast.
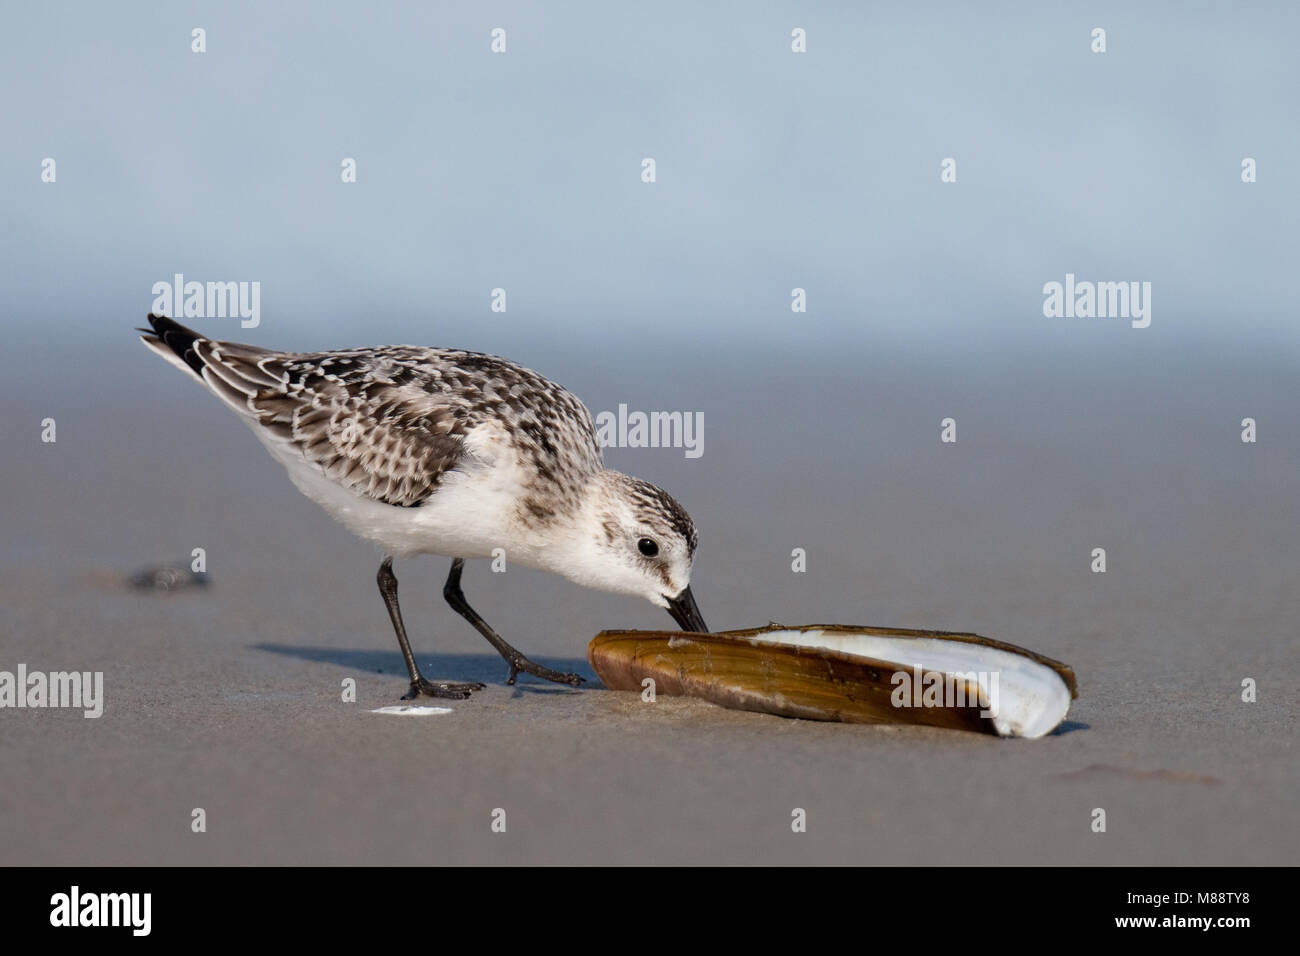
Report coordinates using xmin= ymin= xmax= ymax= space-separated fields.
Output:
xmin=250 ymin=417 xmax=540 ymax=560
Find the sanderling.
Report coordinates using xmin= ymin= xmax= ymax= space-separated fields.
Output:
xmin=139 ymin=313 xmax=708 ymax=700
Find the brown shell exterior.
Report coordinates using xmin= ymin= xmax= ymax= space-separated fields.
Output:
xmin=587 ymin=623 xmax=1078 ymax=732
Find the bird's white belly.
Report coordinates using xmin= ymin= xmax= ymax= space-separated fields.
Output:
xmin=251 ymin=426 xmax=523 ymax=560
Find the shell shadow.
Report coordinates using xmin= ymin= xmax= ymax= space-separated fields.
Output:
xmin=1047 ymin=720 xmax=1090 ymax=736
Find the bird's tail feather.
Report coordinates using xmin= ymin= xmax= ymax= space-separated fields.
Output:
xmin=139 ymin=313 xmax=207 ymax=378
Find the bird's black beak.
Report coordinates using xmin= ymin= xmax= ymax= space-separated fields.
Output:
xmin=666 ymin=585 xmax=710 ymax=633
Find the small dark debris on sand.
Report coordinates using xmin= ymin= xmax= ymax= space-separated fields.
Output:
xmin=128 ymin=564 xmax=211 ymax=592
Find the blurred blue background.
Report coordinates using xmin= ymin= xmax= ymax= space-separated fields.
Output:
xmin=2 ymin=0 xmax=1296 ymax=365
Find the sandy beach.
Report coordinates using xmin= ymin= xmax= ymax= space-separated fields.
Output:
xmin=2 ymin=340 xmax=1294 ymax=865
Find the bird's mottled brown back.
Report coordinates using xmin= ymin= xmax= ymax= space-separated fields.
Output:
xmin=204 ymin=342 xmax=603 ymax=509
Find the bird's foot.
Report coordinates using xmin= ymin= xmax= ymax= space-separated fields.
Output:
xmin=505 ymin=656 xmax=585 ymax=687
xmin=402 ymin=677 xmax=487 ymax=700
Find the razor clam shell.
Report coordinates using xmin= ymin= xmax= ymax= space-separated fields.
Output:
xmin=588 ymin=624 xmax=1078 ymax=738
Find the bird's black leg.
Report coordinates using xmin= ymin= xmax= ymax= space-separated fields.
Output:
xmin=443 ymin=558 xmax=585 ymax=687
xmin=377 ymin=557 xmax=486 ymax=700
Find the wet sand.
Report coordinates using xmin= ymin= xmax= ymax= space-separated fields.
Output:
xmin=0 ymin=338 xmax=1295 ymax=864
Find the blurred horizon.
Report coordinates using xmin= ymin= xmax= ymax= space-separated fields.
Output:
xmin=2 ymin=1 xmax=1297 ymax=378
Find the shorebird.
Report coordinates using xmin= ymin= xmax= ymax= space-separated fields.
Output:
xmin=139 ymin=314 xmax=708 ymax=699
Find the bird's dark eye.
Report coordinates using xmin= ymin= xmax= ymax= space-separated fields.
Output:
xmin=637 ymin=538 xmax=659 ymax=557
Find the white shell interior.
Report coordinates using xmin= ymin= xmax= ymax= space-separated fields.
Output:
xmin=755 ymin=629 xmax=1072 ymax=738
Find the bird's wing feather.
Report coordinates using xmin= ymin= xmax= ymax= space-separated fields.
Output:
xmin=194 ymin=340 xmax=473 ymax=507
xmin=140 ymin=314 xmax=604 ymax=510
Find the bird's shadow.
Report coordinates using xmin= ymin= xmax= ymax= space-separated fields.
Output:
xmin=251 ymin=643 xmax=599 ymax=697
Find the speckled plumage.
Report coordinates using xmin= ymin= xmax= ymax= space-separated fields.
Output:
xmin=139 ymin=313 xmax=709 ymax=696
xmin=205 ymin=340 xmax=600 ymax=515
xmin=140 ymin=313 xmax=698 ymax=582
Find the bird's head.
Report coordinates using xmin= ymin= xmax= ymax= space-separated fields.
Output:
xmin=561 ymin=471 xmax=709 ymax=632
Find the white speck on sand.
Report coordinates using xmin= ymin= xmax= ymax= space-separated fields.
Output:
xmin=368 ymin=705 xmax=453 ymax=716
